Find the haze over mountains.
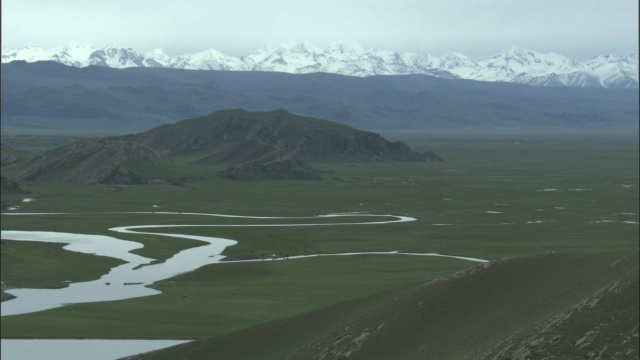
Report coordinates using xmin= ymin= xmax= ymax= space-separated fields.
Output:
xmin=2 ymin=60 xmax=637 ymax=134
xmin=2 ymin=41 xmax=638 ymax=89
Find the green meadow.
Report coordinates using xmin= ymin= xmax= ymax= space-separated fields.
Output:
xmin=1 ymin=128 xmax=638 ymax=339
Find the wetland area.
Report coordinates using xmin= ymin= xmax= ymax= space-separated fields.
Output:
xmin=1 ymin=129 xmax=638 ymax=359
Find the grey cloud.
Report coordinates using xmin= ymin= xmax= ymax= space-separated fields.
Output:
xmin=2 ymin=0 xmax=637 ymax=59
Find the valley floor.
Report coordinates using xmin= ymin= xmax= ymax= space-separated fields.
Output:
xmin=1 ymin=129 xmax=638 ymax=359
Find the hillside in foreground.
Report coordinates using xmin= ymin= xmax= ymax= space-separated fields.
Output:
xmin=127 ymin=250 xmax=639 ymax=360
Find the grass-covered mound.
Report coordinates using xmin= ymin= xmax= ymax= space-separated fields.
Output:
xmin=119 ymin=109 xmax=439 ymax=163
xmin=6 ymin=110 xmax=440 ymax=184
xmin=130 ymin=250 xmax=638 ymax=360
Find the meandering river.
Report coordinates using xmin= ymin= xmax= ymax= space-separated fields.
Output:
xmin=1 ymin=211 xmax=489 ymax=359
xmin=1 ymin=211 xmax=486 ymax=317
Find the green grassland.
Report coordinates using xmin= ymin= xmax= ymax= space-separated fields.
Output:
xmin=0 ymin=241 xmax=124 ymax=302
xmin=1 ymin=129 xmax=638 ymax=340
xmin=132 ymin=250 xmax=638 ymax=360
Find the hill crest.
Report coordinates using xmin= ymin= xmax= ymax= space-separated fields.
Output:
xmin=10 ymin=110 xmax=440 ymax=184
xmin=118 ymin=109 xmax=441 ymax=163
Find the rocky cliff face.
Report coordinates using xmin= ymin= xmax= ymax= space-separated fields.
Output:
xmin=222 ymin=155 xmax=322 ymax=180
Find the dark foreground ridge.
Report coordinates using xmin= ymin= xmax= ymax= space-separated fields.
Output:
xmin=124 ymin=250 xmax=639 ymax=360
xmin=8 ymin=110 xmax=440 ymax=184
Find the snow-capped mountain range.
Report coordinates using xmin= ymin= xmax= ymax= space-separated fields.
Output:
xmin=2 ymin=41 xmax=638 ymax=89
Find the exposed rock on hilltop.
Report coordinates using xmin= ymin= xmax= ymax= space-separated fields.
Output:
xmin=18 ymin=138 xmax=166 ymax=184
xmin=222 ymin=156 xmax=322 ymax=180
xmin=1 ymin=151 xmax=19 ymax=166
xmin=478 ymin=262 xmax=639 ymax=359
xmin=1 ymin=144 xmax=21 ymax=166
xmin=1 ymin=175 xmax=30 ymax=194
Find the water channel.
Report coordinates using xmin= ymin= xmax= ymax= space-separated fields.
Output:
xmin=1 ymin=211 xmax=488 ymax=359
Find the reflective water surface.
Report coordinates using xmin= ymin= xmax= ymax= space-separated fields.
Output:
xmin=1 ymin=339 xmax=190 ymax=360
xmin=0 ymin=211 xmax=487 ymax=359
xmin=1 ymin=212 xmax=487 ymax=316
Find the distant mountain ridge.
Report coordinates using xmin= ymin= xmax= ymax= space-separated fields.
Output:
xmin=2 ymin=41 xmax=637 ymax=89
xmin=2 ymin=61 xmax=638 ymax=134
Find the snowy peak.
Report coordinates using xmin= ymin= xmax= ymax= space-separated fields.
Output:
xmin=484 ymin=45 xmax=574 ymax=72
xmin=2 ymin=46 xmax=59 ymax=64
xmin=278 ymin=39 xmax=320 ymax=54
xmin=325 ymin=42 xmax=364 ymax=57
xmin=88 ymin=44 xmax=146 ymax=68
xmin=2 ymin=42 xmax=637 ymax=89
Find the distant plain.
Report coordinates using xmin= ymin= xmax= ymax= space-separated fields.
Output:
xmin=1 ymin=128 xmax=637 ymax=341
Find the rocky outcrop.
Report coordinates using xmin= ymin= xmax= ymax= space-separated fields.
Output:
xmin=477 ymin=252 xmax=639 ymax=360
xmin=222 ymin=156 xmax=322 ymax=180
xmin=18 ymin=138 xmax=166 ymax=184
xmin=0 ymin=175 xmax=30 ymax=194
xmin=1 ymin=144 xmax=20 ymax=165
xmin=424 ymin=151 xmax=443 ymax=162
xmin=123 ymin=250 xmax=638 ymax=360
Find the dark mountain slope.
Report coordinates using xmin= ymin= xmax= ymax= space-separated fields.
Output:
xmin=2 ymin=61 xmax=637 ymax=134
xmin=128 ymin=250 xmax=639 ymax=360
xmin=222 ymin=155 xmax=323 ymax=180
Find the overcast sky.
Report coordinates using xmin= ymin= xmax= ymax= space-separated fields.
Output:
xmin=2 ymin=0 xmax=638 ymax=60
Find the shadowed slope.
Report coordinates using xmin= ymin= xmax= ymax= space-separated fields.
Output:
xmin=128 ymin=250 xmax=639 ymax=360
xmin=4 ymin=61 xmax=637 ymax=134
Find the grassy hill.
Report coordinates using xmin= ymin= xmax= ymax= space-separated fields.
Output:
xmin=130 ymin=250 xmax=638 ymax=360
xmin=118 ymin=109 xmax=436 ymax=163
xmin=1 ymin=144 xmax=32 ymax=196
xmin=7 ymin=110 xmax=439 ymax=184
